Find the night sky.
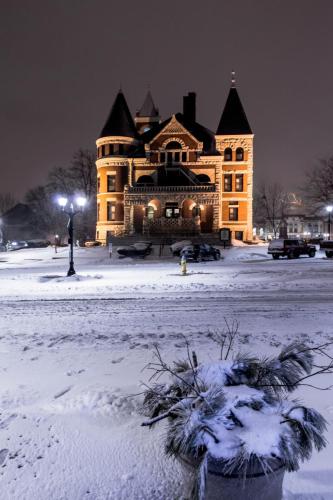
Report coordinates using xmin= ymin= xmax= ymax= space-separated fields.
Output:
xmin=2 ymin=0 xmax=333 ymax=199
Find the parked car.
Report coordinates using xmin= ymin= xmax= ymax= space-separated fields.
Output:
xmin=84 ymin=240 xmax=102 ymax=247
xmin=268 ymin=239 xmax=316 ymax=259
xmin=26 ymin=239 xmax=51 ymax=248
xmin=320 ymin=240 xmax=333 ymax=258
xmin=6 ymin=240 xmax=29 ymax=251
xmin=180 ymin=243 xmax=221 ymax=262
xmin=170 ymin=240 xmax=192 ymax=256
xmin=117 ymin=241 xmax=152 ymax=259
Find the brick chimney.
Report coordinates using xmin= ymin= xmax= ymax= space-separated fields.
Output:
xmin=183 ymin=92 xmax=196 ymax=123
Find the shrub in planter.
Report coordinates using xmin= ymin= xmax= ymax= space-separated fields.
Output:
xmin=141 ymin=327 xmax=331 ymax=500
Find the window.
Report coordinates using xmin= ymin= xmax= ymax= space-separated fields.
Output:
xmin=235 ymin=174 xmax=244 ymax=192
xmin=109 ymin=144 xmax=114 ymax=155
xmin=229 ymin=207 xmax=238 ymax=221
xmin=101 ymin=145 xmax=106 ymax=156
xmin=192 ymin=206 xmax=201 ymax=217
xmin=107 ymin=175 xmax=116 ymax=192
xmin=97 ymin=177 xmax=100 ymax=193
xmin=146 ymin=206 xmax=155 ymax=220
xmin=160 ymin=152 xmax=165 ymax=163
xmin=174 ymin=152 xmax=180 ymax=163
xmin=165 ymin=141 xmax=182 ymax=150
xmin=97 ymin=203 xmax=100 ymax=221
xmin=165 ymin=203 xmax=180 ymax=218
xmin=235 ymin=231 xmax=243 ymax=241
xmin=182 ymin=151 xmax=187 ymax=162
xmin=167 ymin=152 xmax=173 ymax=163
xmin=224 ymin=174 xmax=232 ymax=192
xmin=118 ymin=144 xmax=124 ymax=155
xmin=107 ymin=201 xmax=116 ymax=221
xmin=236 ymin=148 xmax=244 ymax=161
xmin=224 ymin=148 xmax=232 ymax=161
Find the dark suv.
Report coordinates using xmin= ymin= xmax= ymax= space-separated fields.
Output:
xmin=268 ymin=239 xmax=316 ymax=260
xmin=180 ymin=244 xmax=221 ymax=262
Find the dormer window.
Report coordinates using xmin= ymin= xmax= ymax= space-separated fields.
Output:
xmin=224 ymin=148 xmax=232 ymax=161
xmin=236 ymin=147 xmax=244 ymax=161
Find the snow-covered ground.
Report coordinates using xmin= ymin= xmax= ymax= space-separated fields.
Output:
xmin=0 ymin=244 xmax=332 ymax=499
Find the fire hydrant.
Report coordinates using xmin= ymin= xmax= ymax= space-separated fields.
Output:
xmin=180 ymin=255 xmax=187 ymax=275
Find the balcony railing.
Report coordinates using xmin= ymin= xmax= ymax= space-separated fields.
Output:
xmin=126 ymin=185 xmax=216 ymax=193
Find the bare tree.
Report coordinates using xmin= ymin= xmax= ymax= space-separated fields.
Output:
xmin=303 ymin=156 xmax=333 ymax=208
xmin=25 ymin=149 xmax=97 ymax=242
xmin=256 ymin=183 xmax=289 ymax=238
xmin=0 ymin=192 xmax=17 ymax=216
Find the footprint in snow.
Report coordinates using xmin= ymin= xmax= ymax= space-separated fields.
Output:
xmin=0 ymin=449 xmax=8 ymax=465
xmin=111 ymin=357 xmax=124 ymax=364
xmin=54 ymin=386 xmax=72 ymax=399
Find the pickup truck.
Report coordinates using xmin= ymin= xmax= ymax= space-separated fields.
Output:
xmin=268 ymin=239 xmax=316 ymax=259
xmin=319 ymin=240 xmax=333 ymax=258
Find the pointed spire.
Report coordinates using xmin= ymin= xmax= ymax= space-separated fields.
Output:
xmin=216 ymin=78 xmax=252 ymax=135
xmin=99 ymin=91 xmax=139 ymax=139
xmin=137 ymin=90 xmax=159 ymax=118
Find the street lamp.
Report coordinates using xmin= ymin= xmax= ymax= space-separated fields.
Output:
xmin=326 ymin=205 xmax=333 ymax=240
xmin=57 ymin=196 xmax=87 ymax=276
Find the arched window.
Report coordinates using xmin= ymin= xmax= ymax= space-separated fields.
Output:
xmin=192 ymin=205 xmax=201 ymax=217
xmin=236 ymin=147 xmax=244 ymax=161
xmin=146 ymin=206 xmax=155 ymax=220
xmin=137 ymin=175 xmax=154 ymax=185
xmin=165 ymin=141 xmax=182 ymax=150
xmin=196 ymin=174 xmax=211 ymax=183
xmin=224 ymin=148 xmax=232 ymax=161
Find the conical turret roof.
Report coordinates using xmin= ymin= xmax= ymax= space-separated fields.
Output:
xmin=137 ymin=90 xmax=159 ymax=117
xmin=100 ymin=91 xmax=139 ymax=139
xmin=216 ymin=86 xmax=252 ymax=135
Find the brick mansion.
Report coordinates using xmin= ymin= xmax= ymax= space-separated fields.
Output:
xmin=95 ymin=76 xmax=254 ymax=243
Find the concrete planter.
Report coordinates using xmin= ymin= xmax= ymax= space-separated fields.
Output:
xmin=179 ymin=454 xmax=285 ymax=500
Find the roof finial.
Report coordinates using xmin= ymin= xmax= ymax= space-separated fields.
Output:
xmin=119 ymin=82 xmax=122 ymax=92
xmin=231 ymin=70 xmax=236 ymax=88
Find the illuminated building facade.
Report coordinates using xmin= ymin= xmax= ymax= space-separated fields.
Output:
xmin=96 ymin=76 xmax=253 ymax=243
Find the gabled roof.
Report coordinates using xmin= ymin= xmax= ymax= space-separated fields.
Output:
xmin=137 ymin=90 xmax=159 ymax=117
xmin=216 ymin=87 xmax=252 ymax=135
xmin=100 ymin=91 xmax=139 ymax=139
xmin=140 ymin=113 xmax=219 ymax=155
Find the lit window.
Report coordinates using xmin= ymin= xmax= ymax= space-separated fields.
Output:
xmin=165 ymin=203 xmax=180 ymax=218
xmin=107 ymin=175 xmax=116 ymax=192
xmin=107 ymin=201 xmax=116 ymax=221
xmin=224 ymin=175 xmax=232 ymax=192
xmin=229 ymin=207 xmax=238 ymax=221
xmin=235 ymin=174 xmax=243 ymax=192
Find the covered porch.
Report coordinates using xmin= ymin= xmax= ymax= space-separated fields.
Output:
xmin=124 ymin=186 xmax=219 ymax=236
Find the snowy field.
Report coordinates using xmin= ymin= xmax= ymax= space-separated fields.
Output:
xmin=0 ymin=244 xmax=333 ymax=500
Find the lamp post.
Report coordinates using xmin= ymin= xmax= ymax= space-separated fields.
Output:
xmin=326 ymin=205 xmax=333 ymax=240
xmin=57 ymin=196 xmax=87 ymax=276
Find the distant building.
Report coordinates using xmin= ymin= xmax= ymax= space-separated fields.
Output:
xmin=95 ymin=75 xmax=254 ymax=243
xmin=255 ymin=194 xmax=326 ymax=240
xmin=0 ymin=203 xmax=35 ymax=241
